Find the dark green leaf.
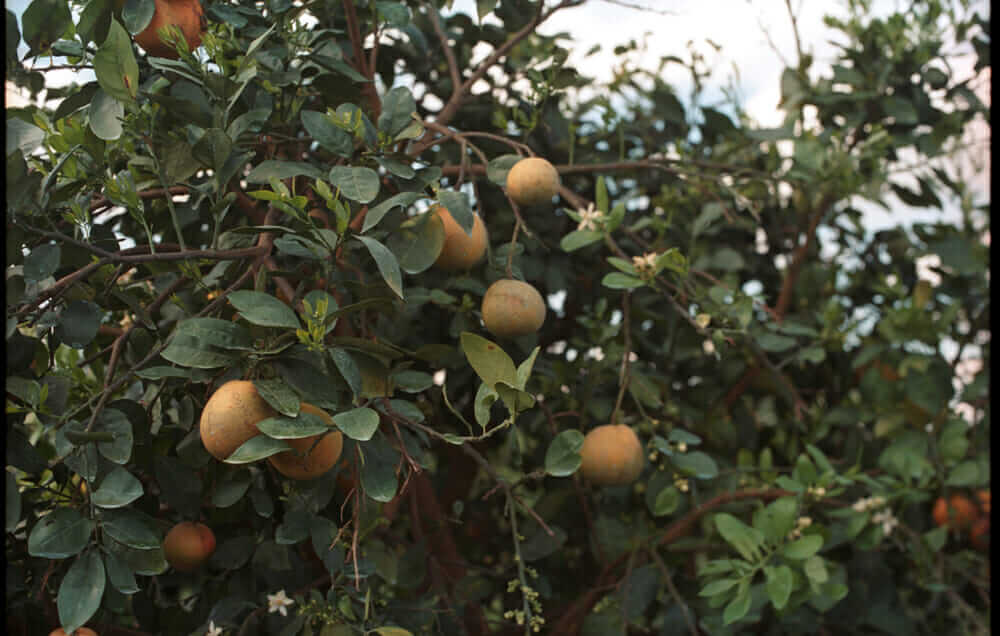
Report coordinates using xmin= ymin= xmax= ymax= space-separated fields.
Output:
xmin=28 ymin=508 xmax=94 ymax=559
xmin=57 ymin=550 xmax=105 ymax=634
xmin=103 ymin=550 xmax=139 ymax=594
xmin=228 ymin=290 xmax=301 ymax=328
xmin=301 ymin=110 xmax=353 ymax=157
xmin=122 ymin=0 xmax=155 ymax=34
xmin=360 ymin=434 xmax=400 ymax=502
xmin=437 ymin=190 xmax=474 ymax=233
xmin=544 ymin=430 xmax=584 ymax=477
xmin=783 ymin=534 xmax=823 ymax=560
xmin=23 ymin=243 xmax=60 ymax=283
xmin=254 ymin=378 xmax=301 ymax=417
xmin=333 ymin=407 xmax=379 ymax=441
xmin=95 ymin=407 xmax=133 ymax=465
xmin=460 ymin=332 xmax=518 ymax=389
xmin=354 ymin=235 xmax=403 ymax=299
xmin=363 ymin=192 xmax=425 ymax=232
xmin=560 ymin=230 xmax=603 ymax=252
xmin=55 ymin=300 xmax=103 ymax=349
xmin=225 ymin=435 xmax=292 ymax=464
xmin=101 ymin=510 xmax=160 ymax=550
xmin=247 ymin=160 xmax=327 ymax=183
xmin=91 ymin=466 xmax=143 ymax=509
xmin=93 ymin=21 xmax=138 ymax=101
xmin=256 ymin=411 xmax=330 ymax=439
xmin=378 ymin=86 xmax=417 ymax=137
xmin=329 ymin=166 xmax=380 ymax=203
xmin=765 ymin=565 xmax=793 ymax=610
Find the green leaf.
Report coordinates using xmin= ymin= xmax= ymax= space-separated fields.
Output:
xmin=88 ymin=88 xmax=124 ymax=141
xmin=7 ymin=118 xmax=45 ymax=155
xmin=650 ymin=485 xmax=680 ymax=517
xmin=764 ymin=564 xmax=794 ymax=610
xmin=387 ymin=212 xmax=445 ymax=275
xmin=757 ymin=332 xmax=797 ymax=353
xmin=160 ymin=333 xmax=237 ymax=369
xmin=374 ymin=628 xmax=414 ymax=636
xmin=945 ymin=459 xmax=985 ymax=486
xmin=375 ymin=156 xmax=415 ymax=179
xmin=57 ymin=551 xmax=105 ymax=635
xmin=246 ymin=160 xmax=327 ymax=183
xmin=256 ymin=412 xmax=330 ymax=439
xmin=329 ymin=166 xmax=380 ymax=203
xmin=476 ymin=0 xmax=497 ymax=20
xmin=6 ymin=472 xmax=21 ymax=533
xmin=55 ymin=300 xmax=104 ymax=349
xmin=754 ymin=496 xmax=797 ymax=544
xmin=360 ymin=434 xmax=400 ymax=502
xmin=392 ymin=370 xmax=434 ymax=393
xmin=103 ymin=550 xmax=139 ymax=594
xmin=723 ymin=581 xmax=751 ymax=625
xmin=378 ymin=86 xmax=417 ymax=137
xmin=486 ymin=154 xmax=520 ymax=185
xmin=93 ymin=21 xmax=138 ymax=101
xmin=515 ymin=346 xmax=540 ymax=390
xmin=355 ymin=235 xmax=404 ymax=299
xmin=253 ymin=379 xmax=301 ymax=417
xmin=803 ymin=555 xmax=828 ymax=584
xmin=460 ymin=332 xmax=518 ymax=389
xmin=437 ymin=190 xmax=474 ymax=233
xmin=228 ymin=290 xmax=301 ymax=328
xmin=783 ymin=534 xmax=823 ymax=560
xmin=211 ymin=469 xmax=252 ymax=508
xmin=301 ymin=110 xmax=353 ymax=157
xmin=225 ymin=435 xmax=292 ymax=463
xmin=544 ymin=430 xmax=584 ymax=477
xmin=23 ymin=243 xmax=60 ymax=283
xmin=561 ymin=230 xmax=603 ymax=252
xmin=699 ymin=578 xmax=739 ymax=597
xmin=95 ymin=408 xmax=134 ymax=464
xmin=22 ymin=0 xmax=72 ymax=50
xmin=602 ymin=272 xmax=645 ymax=290
xmin=28 ymin=508 xmax=94 ymax=559
xmin=332 ymin=407 xmax=380 ymax=441
xmin=102 ymin=510 xmax=160 ymax=550
xmin=520 ymin=525 xmax=568 ymax=561
xmin=672 ymin=451 xmax=718 ymax=479
xmin=193 ymin=128 xmax=232 ymax=172
xmin=363 ymin=192 xmax=424 ymax=232
xmin=714 ymin=513 xmax=764 ymax=561
xmin=122 ymin=0 xmax=155 ymax=34
xmin=91 ymin=466 xmax=143 ymax=509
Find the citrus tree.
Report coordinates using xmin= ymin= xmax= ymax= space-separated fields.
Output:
xmin=5 ymin=0 xmax=991 ymax=634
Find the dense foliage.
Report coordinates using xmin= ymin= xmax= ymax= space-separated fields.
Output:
xmin=6 ymin=0 xmax=990 ymax=634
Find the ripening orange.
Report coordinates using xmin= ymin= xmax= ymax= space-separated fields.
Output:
xmin=163 ymin=521 xmax=216 ymax=572
xmin=506 ymin=157 xmax=560 ymax=207
xmin=267 ymin=403 xmax=344 ymax=480
xmin=49 ymin=628 xmax=98 ymax=636
xmin=134 ymin=0 xmax=206 ymax=59
xmin=579 ymin=424 xmax=645 ymax=486
xmin=199 ymin=380 xmax=276 ymax=462
xmin=970 ymin=518 xmax=989 ymax=552
xmin=976 ymin=490 xmax=990 ymax=515
xmin=481 ymin=279 xmax=546 ymax=338
xmin=434 ymin=206 xmax=488 ymax=270
xmin=933 ymin=494 xmax=980 ymax=530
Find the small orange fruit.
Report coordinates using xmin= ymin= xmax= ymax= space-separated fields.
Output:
xmin=481 ymin=279 xmax=546 ymax=338
xmin=506 ymin=157 xmax=560 ymax=207
xmin=267 ymin=403 xmax=344 ymax=480
xmin=163 ymin=521 xmax=216 ymax=572
xmin=49 ymin=628 xmax=99 ymax=636
xmin=433 ymin=206 xmax=488 ymax=271
xmin=199 ymin=380 xmax=276 ymax=462
xmin=976 ymin=490 xmax=990 ymax=515
xmin=970 ymin=518 xmax=990 ymax=552
xmin=134 ymin=0 xmax=205 ymax=59
xmin=579 ymin=424 xmax=645 ymax=486
xmin=933 ymin=494 xmax=980 ymax=530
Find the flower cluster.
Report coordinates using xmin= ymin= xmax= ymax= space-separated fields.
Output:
xmin=788 ymin=516 xmax=813 ymax=540
xmin=872 ymin=509 xmax=900 ymax=536
xmin=851 ymin=495 xmax=887 ymax=512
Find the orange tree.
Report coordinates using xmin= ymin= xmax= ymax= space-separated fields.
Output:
xmin=5 ymin=0 xmax=991 ymax=634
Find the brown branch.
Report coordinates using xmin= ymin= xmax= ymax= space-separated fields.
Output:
xmin=425 ymin=2 xmax=462 ymax=93
xmin=342 ymin=0 xmax=381 ymax=118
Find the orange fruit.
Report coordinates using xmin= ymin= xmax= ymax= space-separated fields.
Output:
xmin=163 ymin=521 xmax=216 ymax=572
xmin=49 ymin=628 xmax=98 ymax=636
xmin=433 ymin=206 xmax=488 ymax=271
xmin=976 ymin=490 xmax=990 ymax=515
xmin=481 ymin=279 xmax=546 ymax=338
xmin=579 ymin=424 xmax=645 ymax=486
xmin=506 ymin=157 xmax=560 ymax=207
xmin=970 ymin=518 xmax=990 ymax=552
xmin=134 ymin=0 xmax=205 ymax=59
xmin=933 ymin=494 xmax=980 ymax=530
xmin=267 ymin=403 xmax=343 ymax=480
xmin=199 ymin=380 xmax=276 ymax=462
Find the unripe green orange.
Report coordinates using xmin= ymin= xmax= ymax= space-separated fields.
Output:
xmin=199 ymin=380 xmax=276 ymax=462
xmin=267 ymin=403 xmax=344 ymax=480
xmin=579 ymin=424 xmax=644 ymax=486
xmin=134 ymin=0 xmax=205 ymax=59
xmin=506 ymin=157 xmax=560 ymax=207
xmin=481 ymin=279 xmax=546 ymax=338
xmin=163 ymin=521 xmax=216 ymax=572
xmin=434 ymin=206 xmax=488 ymax=270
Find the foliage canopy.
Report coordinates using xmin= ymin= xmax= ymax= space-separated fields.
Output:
xmin=6 ymin=0 xmax=991 ymax=635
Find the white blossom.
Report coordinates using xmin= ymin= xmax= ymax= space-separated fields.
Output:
xmin=576 ymin=203 xmax=603 ymax=231
xmin=206 ymin=621 xmax=223 ymax=636
xmin=267 ymin=590 xmax=294 ymax=616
